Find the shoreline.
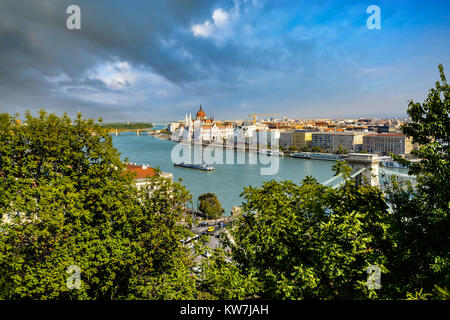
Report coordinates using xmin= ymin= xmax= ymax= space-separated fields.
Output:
xmin=141 ymin=132 xmax=417 ymax=164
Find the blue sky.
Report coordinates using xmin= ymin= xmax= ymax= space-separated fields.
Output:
xmin=0 ymin=0 xmax=449 ymax=121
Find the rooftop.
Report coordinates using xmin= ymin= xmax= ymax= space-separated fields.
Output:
xmin=126 ymin=164 xmax=156 ymax=180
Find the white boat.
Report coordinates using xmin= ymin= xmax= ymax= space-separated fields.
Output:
xmin=173 ymin=162 xmax=215 ymax=171
xmin=257 ymin=149 xmax=268 ymax=155
xmin=267 ymin=150 xmax=284 ymax=156
xmin=292 ymin=152 xmax=311 ymax=159
xmin=292 ymin=152 xmax=345 ymax=161
xmin=258 ymin=149 xmax=284 ymax=156
xmin=309 ymin=153 xmax=344 ymax=161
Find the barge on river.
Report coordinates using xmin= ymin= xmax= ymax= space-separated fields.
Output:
xmin=173 ymin=162 xmax=215 ymax=171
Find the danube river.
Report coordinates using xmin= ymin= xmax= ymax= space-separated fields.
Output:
xmin=112 ymin=129 xmax=335 ymax=215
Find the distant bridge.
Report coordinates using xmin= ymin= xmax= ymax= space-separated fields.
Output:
xmin=322 ymin=153 xmax=416 ymax=193
xmin=108 ymin=128 xmax=157 ymax=136
xmin=378 ymin=167 xmax=417 ymax=192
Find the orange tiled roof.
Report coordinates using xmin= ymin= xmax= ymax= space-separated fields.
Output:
xmin=126 ymin=164 xmax=156 ymax=179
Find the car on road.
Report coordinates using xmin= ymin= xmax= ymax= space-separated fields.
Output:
xmin=207 ymin=226 xmax=215 ymax=232
xmin=199 ymin=222 xmax=208 ymax=227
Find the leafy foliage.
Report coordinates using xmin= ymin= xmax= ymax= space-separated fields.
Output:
xmin=199 ymin=248 xmax=260 ymax=300
xmin=0 ymin=110 xmax=193 ymax=299
xmin=335 ymin=144 xmax=347 ymax=155
xmin=198 ymin=193 xmax=224 ymax=220
xmin=386 ymin=64 xmax=450 ymax=298
xmin=225 ymin=170 xmax=389 ymax=299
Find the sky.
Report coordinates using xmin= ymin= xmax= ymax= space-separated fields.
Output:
xmin=0 ymin=0 xmax=449 ymax=121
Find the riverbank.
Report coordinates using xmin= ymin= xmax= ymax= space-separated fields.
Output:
xmin=147 ymin=131 xmax=172 ymax=140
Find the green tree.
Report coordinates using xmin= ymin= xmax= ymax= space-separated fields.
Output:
xmin=335 ymin=144 xmax=347 ymax=154
xmin=198 ymin=248 xmax=260 ymax=299
xmin=198 ymin=193 xmax=224 ymax=220
xmin=311 ymin=146 xmax=323 ymax=152
xmin=0 ymin=110 xmax=195 ymax=299
xmin=225 ymin=167 xmax=389 ymax=299
xmin=386 ymin=64 xmax=450 ymax=298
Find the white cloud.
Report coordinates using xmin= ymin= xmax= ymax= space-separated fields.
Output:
xmin=192 ymin=20 xmax=214 ymax=38
xmin=191 ymin=6 xmax=240 ymax=42
xmin=92 ymin=61 xmax=137 ymax=90
xmin=62 ymin=60 xmax=180 ymax=106
xmin=212 ymin=8 xmax=229 ymax=27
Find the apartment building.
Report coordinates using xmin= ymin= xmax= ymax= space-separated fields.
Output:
xmin=292 ymin=131 xmax=313 ymax=149
xmin=363 ymin=133 xmax=413 ymax=155
xmin=311 ymin=132 xmax=333 ymax=150
xmin=310 ymin=131 xmax=366 ymax=152
xmin=280 ymin=131 xmax=293 ymax=148
xmin=331 ymin=132 xmax=365 ymax=152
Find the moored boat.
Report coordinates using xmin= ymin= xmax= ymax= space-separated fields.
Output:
xmin=258 ymin=149 xmax=284 ymax=156
xmin=309 ymin=153 xmax=345 ymax=161
xmin=292 ymin=152 xmax=345 ymax=161
xmin=267 ymin=150 xmax=284 ymax=156
xmin=292 ymin=152 xmax=311 ymax=159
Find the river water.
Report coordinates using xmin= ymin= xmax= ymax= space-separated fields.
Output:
xmin=112 ymin=128 xmax=334 ymax=215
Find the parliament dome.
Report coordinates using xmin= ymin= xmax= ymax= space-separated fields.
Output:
xmin=196 ymin=105 xmax=206 ymax=120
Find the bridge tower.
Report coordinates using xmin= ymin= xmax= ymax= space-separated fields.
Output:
xmin=347 ymin=153 xmax=382 ymax=188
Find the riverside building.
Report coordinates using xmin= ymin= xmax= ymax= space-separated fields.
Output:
xmin=330 ymin=132 xmax=365 ymax=152
xmin=310 ymin=131 xmax=366 ymax=152
xmin=311 ymin=132 xmax=333 ymax=150
xmin=292 ymin=131 xmax=313 ymax=150
xmin=280 ymin=131 xmax=293 ymax=148
xmin=363 ymin=133 xmax=413 ymax=155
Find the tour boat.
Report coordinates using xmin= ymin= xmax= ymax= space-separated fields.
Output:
xmin=173 ymin=162 xmax=215 ymax=171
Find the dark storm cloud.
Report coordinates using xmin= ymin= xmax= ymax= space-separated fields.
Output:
xmin=0 ymin=0 xmax=300 ymax=118
xmin=0 ymin=0 xmax=284 ymax=85
xmin=0 ymin=0 xmax=226 ymax=115
xmin=1 ymin=0 xmax=207 ymax=80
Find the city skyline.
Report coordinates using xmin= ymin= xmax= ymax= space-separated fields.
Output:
xmin=1 ymin=0 xmax=449 ymax=121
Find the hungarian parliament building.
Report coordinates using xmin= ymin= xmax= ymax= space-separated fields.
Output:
xmin=170 ymin=105 xmax=235 ymax=143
